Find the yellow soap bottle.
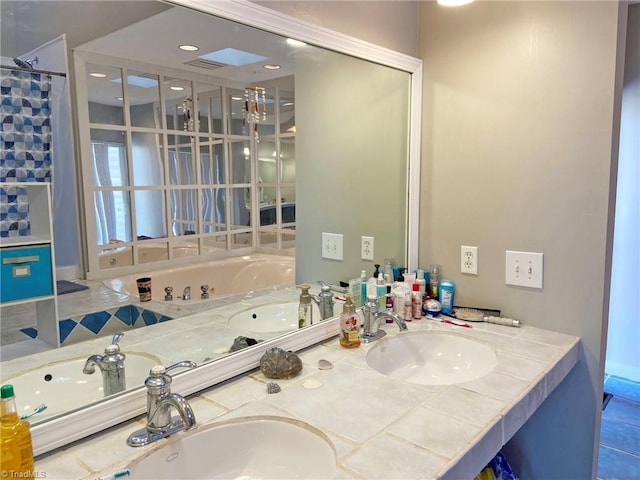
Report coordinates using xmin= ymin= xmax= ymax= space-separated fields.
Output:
xmin=339 ymin=294 xmax=361 ymax=348
xmin=1 ymin=384 xmax=35 ymax=477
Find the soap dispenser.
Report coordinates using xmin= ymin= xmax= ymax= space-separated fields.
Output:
xmin=339 ymin=294 xmax=360 ymax=348
xmin=297 ymin=284 xmax=313 ymax=328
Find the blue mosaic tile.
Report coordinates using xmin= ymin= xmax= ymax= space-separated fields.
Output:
xmin=79 ymin=311 xmax=112 ymax=334
xmin=141 ymin=309 xmax=159 ymax=326
xmin=114 ymin=305 xmax=134 ymax=326
xmin=20 ymin=327 xmax=38 ymax=339
xmin=58 ymin=319 xmax=77 ymax=344
xmin=159 ymin=315 xmax=173 ymax=323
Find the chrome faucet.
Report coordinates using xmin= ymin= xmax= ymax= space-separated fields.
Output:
xmin=83 ymin=332 xmax=127 ymax=396
xmin=127 ymin=360 xmax=197 ymax=447
xmin=360 ymin=296 xmax=408 ymax=343
xmin=311 ymin=282 xmax=335 ymax=320
xmin=182 ymin=286 xmax=191 ymax=300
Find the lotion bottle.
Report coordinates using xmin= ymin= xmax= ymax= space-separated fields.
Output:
xmin=360 ymin=270 xmax=367 ymax=309
xmin=339 ymin=294 xmax=361 ymax=348
xmin=297 ymin=284 xmax=313 ymax=328
xmin=0 ymin=385 xmax=34 ymax=476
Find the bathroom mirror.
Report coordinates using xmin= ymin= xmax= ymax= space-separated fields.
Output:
xmin=0 ymin=0 xmax=421 ymax=454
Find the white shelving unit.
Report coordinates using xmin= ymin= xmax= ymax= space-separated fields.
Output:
xmin=0 ymin=182 xmax=59 ymax=347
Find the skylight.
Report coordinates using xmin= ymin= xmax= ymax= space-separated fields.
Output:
xmin=199 ymin=48 xmax=268 ymax=67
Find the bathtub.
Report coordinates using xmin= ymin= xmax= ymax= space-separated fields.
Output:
xmin=98 ymin=241 xmax=219 ymax=269
xmin=103 ymin=254 xmax=295 ymax=301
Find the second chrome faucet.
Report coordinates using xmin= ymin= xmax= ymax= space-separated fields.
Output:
xmin=360 ymin=296 xmax=408 ymax=343
xmin=127 ymin=360 xmax=197 ymax=447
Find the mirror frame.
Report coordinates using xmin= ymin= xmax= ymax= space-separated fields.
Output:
xmin=31 ymin=0 xmax=422 ymax=456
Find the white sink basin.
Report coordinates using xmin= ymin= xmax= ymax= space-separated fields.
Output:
xmin=229 ymin=302 xmax=321 ymax=333
xmin=2 ymin=352 xmax=161 ymax=421
xmin=366 ymin=331 xmax=498 ymax=386
xmin=127 ymin=416 xmax=336 ymax=479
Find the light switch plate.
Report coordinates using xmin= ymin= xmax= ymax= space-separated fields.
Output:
xmin=322 ymin=232 xmax=343 ymax=261
xmin=505 ymin=250 xmax=544 ymax=289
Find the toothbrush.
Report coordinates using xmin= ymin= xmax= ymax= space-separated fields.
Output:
xmin=96 ymin=469 xmax=130 ymax=480
xmin=440 ymin=318 xmax=472 ymax=328
xmin=20 ymin=404 xmax=47 ymax=420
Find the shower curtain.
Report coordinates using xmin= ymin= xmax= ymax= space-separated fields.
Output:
xmin=0 ymin=69 xmax=52 ymax=237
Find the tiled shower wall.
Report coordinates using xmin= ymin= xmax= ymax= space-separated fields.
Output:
xmin=0 ymin=69 xmax=52 ymax=237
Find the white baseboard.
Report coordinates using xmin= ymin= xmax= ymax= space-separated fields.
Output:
xmin=605 ymin=361 xmax=640 ymax=383
xmin=56 ymin=265 xmax=81 ymax=281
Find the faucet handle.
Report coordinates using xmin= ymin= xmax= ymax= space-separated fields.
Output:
xmin=111 ymin=332 xmax=124 ymax=347
xmin=145 ymin=361 xmax=197 ymax=393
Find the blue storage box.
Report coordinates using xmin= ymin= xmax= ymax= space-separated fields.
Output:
xmin=1 ymin=245 xmax=53 ymax=302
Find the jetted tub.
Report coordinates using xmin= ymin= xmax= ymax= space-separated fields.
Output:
xmin=103 ymin=254 xmax=295 ymax=302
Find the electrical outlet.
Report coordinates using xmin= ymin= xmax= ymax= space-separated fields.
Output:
xmin=361 ymin=236 xmax=374 ymax=261
xmin=321 ymin=232 xmax=343 ymax=260
xmin=461 ymin=245 xmax=478 ymax=275
xmin=505 ymin=250 xmax=544 ymax=289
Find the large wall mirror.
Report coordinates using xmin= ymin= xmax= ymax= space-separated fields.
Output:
xmin=1 ymin=0 xmax=421 ymax=454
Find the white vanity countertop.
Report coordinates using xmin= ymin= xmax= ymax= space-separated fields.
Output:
xmin=32 ymin=308 xmax=580 ymax=480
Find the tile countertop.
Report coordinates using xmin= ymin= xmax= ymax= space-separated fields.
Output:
xmin=33 ymin=313 xmax=580 ymax=480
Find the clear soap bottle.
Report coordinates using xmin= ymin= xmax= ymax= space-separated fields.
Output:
xmin=297 ymin=284 xmax=313 ymax=328
xmin=339 ymin=294 xmax=361 ymax=348
xmin=1 ymin=384 xmax=34 ymax=476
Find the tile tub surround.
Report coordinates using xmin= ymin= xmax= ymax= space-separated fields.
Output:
xmin=32 ymin=316 xmax=580 ymax=480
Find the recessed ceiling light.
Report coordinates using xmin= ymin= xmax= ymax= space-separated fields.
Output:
xmin=286 ymin=38 xmax=306 ymax=47
xmin=179 ymin=44 xmax=199 ymax=51
xmin=263 ymin=64 xmax=281 ymax=70
xmin=89 ymin=72 xmax=107 ymax=78
xmin=437 ymin=0 xmax=474 ymax=6
xmin=115 ymin=97 xmax=123 ymax=101
xmin=170 ymin=86 xmax=185 ymax=91
xmin=281 ymin=102 xmax=294 ymax=107
xmin=231 ymin=96 xmax=243 ymax=101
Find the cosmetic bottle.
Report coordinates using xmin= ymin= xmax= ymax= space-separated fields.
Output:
xmin=416 ymin=269 xmax=426 ymax=297
xmin=384 ymin=259 xmax=394 ymax=282
xmin=377 ymin=274 xmax=386 ymax=310
xmin=360 ymin=270 xmax=367 ymax=310
xmin=429 ymin=264 xmax=441 ymax=299
xmin=385 ymin=284 xmax=394 ymax=321
xmin=412 ymin=283 xmax=423 ymax=320
xmin=339 ymin=294 xmax=361 ymax=348
xmin=297 ymin=284 xmax=313 ymax=328
xmin=1 ymin=385 xmax=34 ymax=476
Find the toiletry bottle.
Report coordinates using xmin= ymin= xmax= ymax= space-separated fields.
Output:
xmin=439 ymin=279 xmax=455 ymax=314
xmin=297 ymin=284 xmax=313 ymax=328
xmin=1 ymin=384 xmax=34 ymax=476
xmin=339 ymin=294 xmax=361 ymax=348
xmin=404 ymin=291 xmax=413 ymax=322
xmin=416 ymin=269 xmax=426 ymax=297
xmin=360 ymin=270 xmax=367 ymax=309
xmin=412 ymin=283 xmax=423 ymax=319
xmin=429 ymin=264 xmax=441 ymax=299
xmin=373 ymin=264 xmax=381 ymax=279
xmin=377 ymin=274 xmax=386 ymax=310
xmin=385 ymin=284 xmax=394 ymax=321
xmin=384 ymin=259 xmax=394 ymax=282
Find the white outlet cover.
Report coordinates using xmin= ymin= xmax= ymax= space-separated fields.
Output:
xmin=361 ymin=236 xmax=374 ymax=261
xmin=505 ymin=250 xmax=543 ymax=289
xmin=461 ymin=245 xmax=478 ymax=275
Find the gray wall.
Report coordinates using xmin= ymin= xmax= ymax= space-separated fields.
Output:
xmin=417 ymin=1 xmax=624 ymax=478
xmin=254 ymin=0 xmax=419 ymax=57
xmin=296 ymin=50 xmax=410 ymax=284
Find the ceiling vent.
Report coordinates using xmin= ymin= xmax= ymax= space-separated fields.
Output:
xmin=184 ymin=58 xmax=226 ymax=70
